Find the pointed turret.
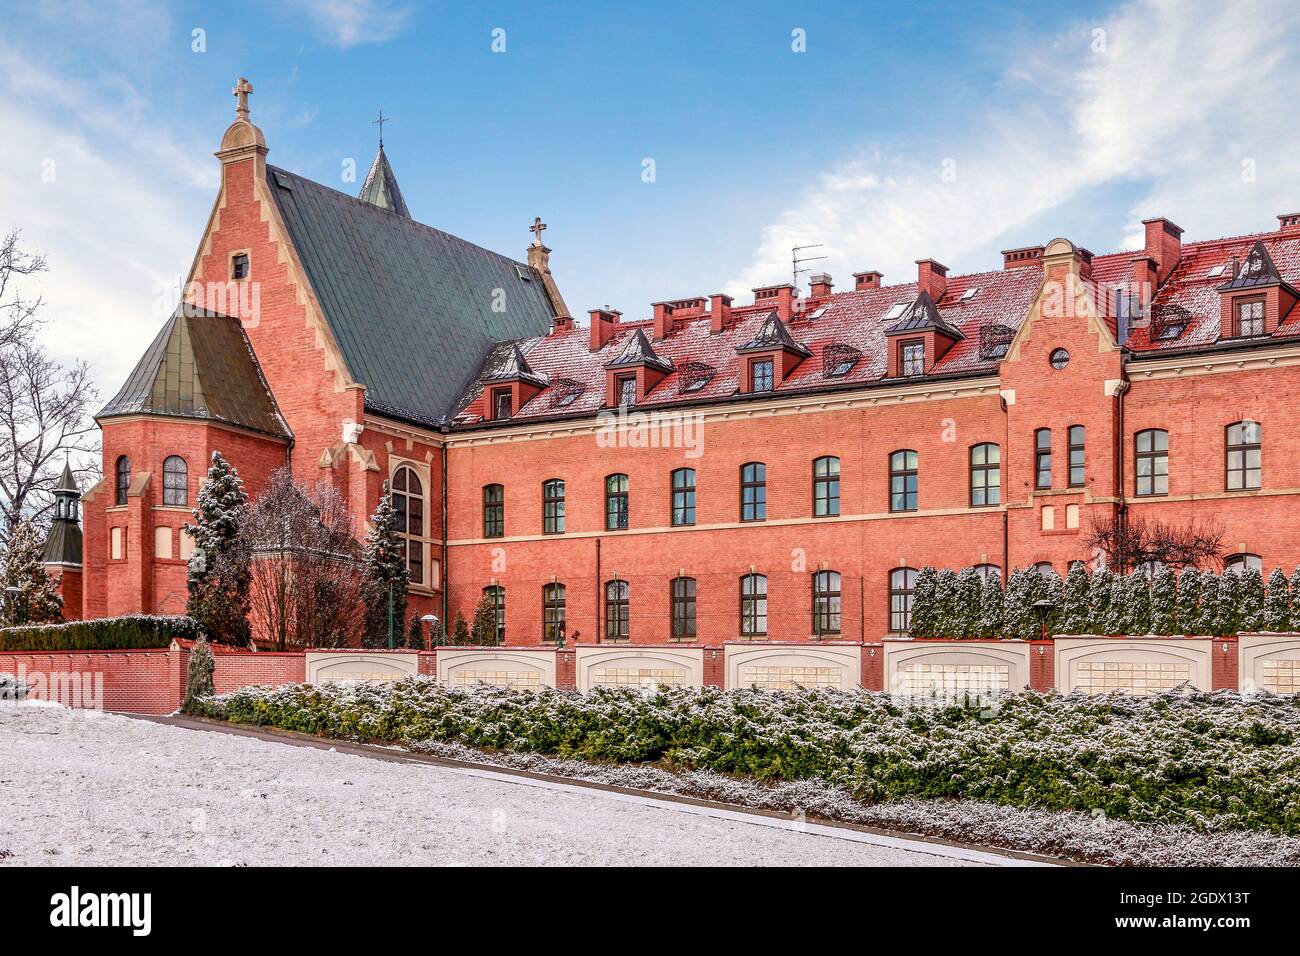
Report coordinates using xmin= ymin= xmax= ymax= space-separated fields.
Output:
xmin=42 ymin=462 xmax=83 ymax=567
xmin=359 ymin=144 xmax=410 ymax=217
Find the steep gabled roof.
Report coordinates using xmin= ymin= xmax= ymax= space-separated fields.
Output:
xmin=1216 ymin=240 xmax=1296 ymax=293
xmin=884 ymin=290 xmax=965 ymax=339
xmin=98 ymin=308 xmax=291 ymax=439
xmin=266 ymin=165 xmax=556 ymax=426
xmin=605 ymin=327 xmax=674 ymax=372
xmin=358 ymin=145 xmax=410 ymax=217
xmin=483 ymin=342 xmax=548 ymax=387
xmin=736 ymin=311 xmax=813 ymax=356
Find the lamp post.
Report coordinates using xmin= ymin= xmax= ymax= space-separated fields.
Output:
xmin=4 ymin=586 xmax=22 ymax=627
xmin=1032 ymin=599 xmax=1056 ymax=641
xmin=420 ymin=614 xmax=439 ymax=648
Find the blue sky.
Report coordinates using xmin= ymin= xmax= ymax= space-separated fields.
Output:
xmin=4 ymin=0 xmax=1300 ymax=396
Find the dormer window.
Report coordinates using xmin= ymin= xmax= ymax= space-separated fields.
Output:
xmin=231 ymin=252 xmax=249 ymax=280
xmin=883 ymin=303 xmax=908 ymax=321
xmin=1235 ymin=297 xmax=1264 ymax=337
xmin=750 ymin=358 xmax=774 ymax=393
xmin=492 ymin=388 xmax=513 ymax=420
xmin=617 ymin=375 xmax=637 ymax=407
xmin=900 ymin=340 xmax=925 ymax=377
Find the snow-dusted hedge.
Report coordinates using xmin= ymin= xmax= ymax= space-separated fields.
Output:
xmin=0 ymin=614 xmax=201 ymax=652
xmin=198 ymin=679 xmax=1300 ymax=835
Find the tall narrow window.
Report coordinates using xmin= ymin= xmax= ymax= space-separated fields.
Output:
xmin=542 ymin=479 xmax=565 ymax=534
xmin=231 ymin=252 xmax=249 ymax=280
xmin=1226 ymin=421 xmax=1261 ymax=491
xmin=483 ymin=586 xmax=505 ymax=644
xmin=1034 ymin=429 xmax=1052 ymax=489
xmin=671 ymin=468 xmax=696 ymax=526
xmin=889 ymin=567 xmax=918 ymax=633
xmin=1236 ymin=298 xmax=1264 ymax=337
xmin=890 ymin=450 xmax=918 ymax=512
xmin=1135 ymin=429 xmax=1169 ymax=496
xmin=492 ymin=389 xmax=512 ymax=420
xmin=605 ymin=579 xmax=630 ymax=641
xmin=813 ymin=456 xmax=840 ymax=517
xmin=812 ymin=571 xmax=841 ymax=635
xmin=482 ymin=483 xmax=505 ymax=538
xmin=392 ymin=466 xmax=426 ymax=585
xmin=162 ymin=455 xmax=188 ymax=506
xmin=543 ymin=583 xmax=566 ymax=643
xmin=671 ymin=577 xmax=697 ymax=641
xmin=1068 ymin=425 xmax=1085 ymax=487
xmin=740 ymin=573 xmax=768 ymax=637
xmin=900 ymin=340 xmax=925 ymax=376
xmin=751 ymin=358 xmax=774 ymax=393
xmin=605 ymin=474 xmax=629 ymax=530
xmin=115 ymin=456 xmax=131 ymax=506
xmin=969 ymin=443 xmax=1000 ymax=507
xmin=617 ymin=375 xmax=637 ymax=407
xmin=740 ymin=462 xmax=766 ymax=521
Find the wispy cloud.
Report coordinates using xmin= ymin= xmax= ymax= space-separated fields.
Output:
xmin=730 ymin=0 xmax=1300 ymax=294
xmin=286 ymin=0 xmax=413 ymax=49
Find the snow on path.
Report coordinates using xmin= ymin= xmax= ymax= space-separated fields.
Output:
xmin=0 ymin=705 xmax=1001 ymax=866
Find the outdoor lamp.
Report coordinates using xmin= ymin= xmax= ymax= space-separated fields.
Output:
xmin=1032 ymin=599 xmax=1056 ymax=641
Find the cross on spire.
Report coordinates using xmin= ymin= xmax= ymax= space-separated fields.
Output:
xmin=373 ymin=109 xmax=390 ymax=146
xmin=232 ymin=77 xmax=253 ymax=120
xmin=530 ymin=216 xmax=547 ymax=247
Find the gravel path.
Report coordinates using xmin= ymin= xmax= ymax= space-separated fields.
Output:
xmin=0 ymin=704 xmax=1008 ymax=866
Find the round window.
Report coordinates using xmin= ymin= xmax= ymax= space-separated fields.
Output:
xmin=1049 ymin=348 xmax=1070 ymax=370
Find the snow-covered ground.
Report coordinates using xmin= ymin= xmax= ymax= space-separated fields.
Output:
xmin=0 ymin=705 xmax=1019 ymax=867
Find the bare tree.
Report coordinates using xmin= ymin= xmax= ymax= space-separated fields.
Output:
xmin=241 ymin=469 xmax=365 ymax=650
xmin=1086 ymin=513 xmax=1225 ymax=573
xmin=0 ymin=230 xmax=99 ymax=540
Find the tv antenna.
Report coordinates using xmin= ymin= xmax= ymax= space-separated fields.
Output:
xmin=792 ymin=243 xmax=827 ymax=287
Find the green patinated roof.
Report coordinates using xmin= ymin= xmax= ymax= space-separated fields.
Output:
xmin=98 ymin=307 xmax=291 ymax=439
xmin=358 ymin=145 xmax=410 ymax=217
xmin=266 ymin=164 xmax=557 ymax=426
xmin=42 ymin=519 xmax=82 ymax=566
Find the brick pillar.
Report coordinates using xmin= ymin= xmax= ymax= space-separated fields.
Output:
xmin=702 ymin=646 xmax=724 ymax=689
xmin=1029 ymin=640 xmax=1054 ymax=691
xmin=418 ymin=650 xmax=437 ymax=676
xmin=1212 ymin=636 xmax=1238 ymax=691
xmin=556 ymin=648 xmax=576 ymax=690
xmin=862 ymin=643 xmax=884 ymax=691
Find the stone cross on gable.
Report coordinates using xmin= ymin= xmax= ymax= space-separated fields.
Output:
xmin=232 ymin=77 xmax=253 ymax=119
xmin=530 ymin=216 xmax=547 ymax=247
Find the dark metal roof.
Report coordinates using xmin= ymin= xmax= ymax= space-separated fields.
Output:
xmin=266 ymin=164 xmax=557 ymax=426
xmin=98 ymin=307 xmax=291 ymax=439
xmin=885 ymin=290 xmax=966 ymax=339
xmin=1216 ymin=239 xmax=1297 ymax=294
xmin=737 ymin=311 xmax=813 ymax=356
xmin=42 ymin=519 xmax=82 ymax=566
xmin=483 ymin=342 xmax=548 ymax=386
xmin=358 ymin=145 xmax=410 ymax=217
xmin=605 ymin=327 xmax=674 ymax=371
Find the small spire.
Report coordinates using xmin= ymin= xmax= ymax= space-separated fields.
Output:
xmin=358 ymin=143 xmax=410 ymax=217
xmin=232 ymin=77 xmax=253 ymax=121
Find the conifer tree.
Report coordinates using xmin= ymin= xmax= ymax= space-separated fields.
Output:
xmin=1089 ymin=567 xmax=1115 ymax=635
xmin=976 ymin=568 xmax=1003 ymax=638
xmin=428 ymin=615 xmax=447 ymax=646
xmin=1102 ymin=574 xmax=1129 ymax=635
xmin=181 ymin=637 xmax=216 ymax=713
xmin=184 ymin=451 xmax=251 ymax=645
xmin=1194 ymin=570 xmax=1220 ymax=635
xmin=471 ymin=592 xmax=499 ymax=645
xmin=1213 ymin=570 xmax=1243 ymax=637
xmin=1003 ymin=568 xmax=1046 ymax=640
xmin=361 ymin=488 xmax=409 ymax=648
xmin=453 ymin=609 xmax=470 ymax=644
xmin=934 ymin=568 xmax=961 ymax=637
xmin=1150 ymin=564 xmax=1179 ymax=635
xmin=908 ymin=567 xmax=938 ymax=638
xmin=406 ymin=613 xmax=425 ymax=650
xmin=1124 ymin=571 xmax=1152 ymax=635
xmin=1263 ymin=568 xmax=1291 ymax=631
xmin=0 ymin=520 xmax=63 ymax=625
xmin=1239 ymin=567 xmax=1266 ymax=633
xmin=954 ymin=567 xmax=983 ymax=638
xmin=1175 ymin=567 xmax=1202 ymax=634
xmin=1058 ymin=562 xmax=1091 ymax=635
xmin=1291 ymin=567 xmax=1300 ymax=632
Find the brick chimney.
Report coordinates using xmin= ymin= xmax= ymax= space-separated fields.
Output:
xmin=915 ymin=259 xmax=949 ymax=302
xmin=808 ymin=273 xmax=834 ymax=297
xmin=709 ymin=293 xmax=733 ymax=334
xmin=853 ymin=270 xmax=883 ymax=291
xmin=1001 ymin=246 xmax=1044 ymax=270
xmin=1129 ymin=256 xmax=1157 ymax=310
xmin=589 ymin=307 xmax=620 ymax=351
xmin=552 ymin=314 xmax=574 ymax=333
xmin=1142 ymin=217 xmax=1184 ymax=284
xmin=1279 ymin=212 xmax=1300 ymax=234
xmin=652 ymin=301 xmax=676 ymax=339
xmin=753 ymin=283 xmax=795 ymax=321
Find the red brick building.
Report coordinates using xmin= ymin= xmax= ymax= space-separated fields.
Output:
xmin=55 ymin=83 xmax=1300 ymax=681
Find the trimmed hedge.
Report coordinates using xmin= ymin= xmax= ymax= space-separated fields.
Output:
xmin=0 ymin=615 xmax=201 ymax=652
xmin=198 ymin=680 xmax=1300 ymax=835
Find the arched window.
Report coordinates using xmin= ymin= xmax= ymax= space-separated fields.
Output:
xmin=812 ymin=456 xmax=840 ymax=517
xmin=115 ymin=456 xmax=131 ymax=506
xmin=812 ymin=570 xmax=841 ymax=635
xmin=973 ymin=564 xmax=1001 ymax=584
xmin=483 ymin=585 xmax=505 ymax=644
xmin=392 ymin=466 xmax=425 ymax=585
xmin=1134 ymin=429 xmax=1168 ymax=496
xmin=671 ymin=468 xmax=696 ymax=527
xmin=1224 ymin=553 xmax=1263 ymax=575
xmin=1225 ymin=421 xmax=1261 ymax=491
xmin=1068 ymin=425 xmax=1086 ymax=487
xmin=482 ymin=483 xmax=504 ymax=538
xmin=889 ymin=567 xmax=918 ymax=633
xmin=605 ymin=474 xmax=629 ymax=530
xmin=542 ymin=583 xmax=566 ymax=643
xmin=671 ymin=577 xmax=697 ymax=640
xmin=605 ymin=579 xmax=630 ymax=642
xmin=162 ymin=456 xmax=188 ymax=506
xmin=1034 ymin=428 xmax=1052 ymax=489
xmin=740 ymin=462 xmax=766 ymax=522
xmin=969 ymin=443 xmax=1000 ymax=507
xmin=542 ymin=479 xmax=565 ymax=534
xmin=740 ymin=573 xmax=768 ymax=637
xmin=890 ymin=449 xmax=918 ymax=512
